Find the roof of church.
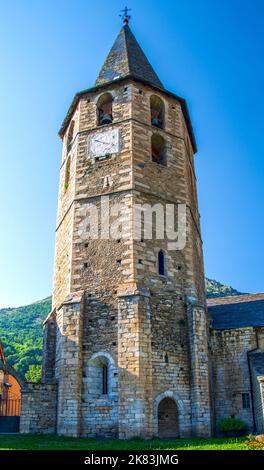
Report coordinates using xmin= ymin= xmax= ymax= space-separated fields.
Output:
xmin=208 ymin=293 xmax=264 ymax=330
xmin=207 ymin=293 xmax=264 ymax=306
xmin=250 ymin=352 xmax=264 ymax=376
xmin=95 ymin=24 xmax=163 ymax=89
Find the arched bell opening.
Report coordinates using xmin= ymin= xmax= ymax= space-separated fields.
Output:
xmin=66 ymin=120 xmax=75 ymax=153
xmin=151 ymin=133 xmax=167 ymax=166
xmin=64 ymin=156 xmax=71 ymax=192
xmin=97 ymin=93 xmax=113 ymax=126
xmin=150 ymin=95 xmax=165 ymax=129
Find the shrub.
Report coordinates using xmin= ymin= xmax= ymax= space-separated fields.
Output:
xmin=218 ymin=418 xmax=247 ymax=432
xmin=244 ymin=434 xmax=264 ymax=450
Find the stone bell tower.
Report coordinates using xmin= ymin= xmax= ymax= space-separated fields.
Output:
xmin=42 ymin=18 xmax=212 ymax=439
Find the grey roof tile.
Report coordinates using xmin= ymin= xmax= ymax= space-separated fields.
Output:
xmin=207 ymin=293 xmax=264 ymax=306
xmin=208 ymin=297 xmax=264 ymax=330
xmin=95 ymin=25 xmax=163 ymax=89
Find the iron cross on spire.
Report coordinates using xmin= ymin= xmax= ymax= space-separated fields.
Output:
xmin=119 ymin=6 xmax=132 ymax=25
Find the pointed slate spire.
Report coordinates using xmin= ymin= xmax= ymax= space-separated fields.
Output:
xmin=95 ymin=24 xmax=163 ymax=89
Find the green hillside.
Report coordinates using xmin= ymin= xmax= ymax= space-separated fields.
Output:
xmin=0 ymin=279 xmax=244 ymax=381
xmin=0 ymin=296 xmax=51 ymax=381
xmin=205 ymin=278 xmax=244 ymax=298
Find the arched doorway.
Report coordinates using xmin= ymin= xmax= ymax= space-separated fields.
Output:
xmin=158 ymin=397 xmax=179 ymax=438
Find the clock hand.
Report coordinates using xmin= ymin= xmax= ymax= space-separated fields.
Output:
xmin=94 ymin=139 xmax=109 ymax=145
xmin=93 ymin=139 xmax=113 ymax=153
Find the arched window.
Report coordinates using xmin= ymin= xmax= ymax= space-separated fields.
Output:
xmin=97 ymin=93 xmax=113 ymax=126
xmin=66 ymin=120 xmax=75 ymax=153
xmin=102 ymin=364 xmax=108 ymax=395
xmin=64 ymin=156 xmax=71 ymax=192
xmin=150 ymin=95 xmax=165 ymax=129
xmin=158 ymin=250 xmax=165 ymax=276
xmin=151 ymin=134 xmax=166 ymax=166
xmin=87 ymin=355 xmax=111 ymax=396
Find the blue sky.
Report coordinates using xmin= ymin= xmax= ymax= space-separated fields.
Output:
xmin=0 ymin=0 xmax=263 ymax=307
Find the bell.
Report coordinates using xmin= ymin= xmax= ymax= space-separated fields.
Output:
xmin=100 ymin=114 xmax=113 ymax=125
xmin=151 ymin=117 xmax=162 ymax=128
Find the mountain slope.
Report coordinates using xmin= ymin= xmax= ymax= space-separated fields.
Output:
xmin=205 ymin=278 xmax=244 ymax=298
xmin=0 ymin=297 xmax=51 ymax=378
xmin=0 ymin=279 xmax=244 ymax=378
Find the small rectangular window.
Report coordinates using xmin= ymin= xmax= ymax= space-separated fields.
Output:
xmin=242 ymin=393 xmax=250 ymax=409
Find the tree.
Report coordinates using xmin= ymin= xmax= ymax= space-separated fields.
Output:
xmin=25 ymin=364 xmax=42 ymax=383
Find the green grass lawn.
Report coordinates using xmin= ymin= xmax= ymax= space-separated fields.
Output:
xmin=0 ymin=434 xmax=246 ymax=450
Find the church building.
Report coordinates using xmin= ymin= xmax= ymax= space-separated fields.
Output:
xmin=18 ymin=18 xmax=264 ymax=439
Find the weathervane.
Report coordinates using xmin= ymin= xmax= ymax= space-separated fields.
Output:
xmin=119 ymin=6 xmax=132 ymax=25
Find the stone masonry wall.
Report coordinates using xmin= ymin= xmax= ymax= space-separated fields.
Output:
xmin=256 ymin=378 xmax=264 ymax=433
xmin=42 ymin=310 xmax=56 ymax=383
xmin=54 ymin=79 xmax=206 ymax=311
xmin=210 ymin=327 xmax=257 ymax=432
xmin=53 ymin=105 xmax=80 ymax=309
xmin=187 ymin=303 xmax=211 ymax=436
xmin=130 ymin=82 xmax=205 ymax=305
xmin=118 ymin=290 xmax=153 ymax=439
xmin=56 ymin=295 xmax=84 ymax=437
xmin=251 ymin=368 xmax=264 ymax=433
xmin=81 ymin=293 xmax=119 ymax=437
xmin=71 ymin=193 xmax=133 ymax=294
xmin=20 ymin=383 xmax=57 ymax=434
xmin=150 ymin=292 xmax=192 ymax=437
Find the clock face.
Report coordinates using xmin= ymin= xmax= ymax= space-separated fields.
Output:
xmin=88 ymin=128 xmax=120 ymax=159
